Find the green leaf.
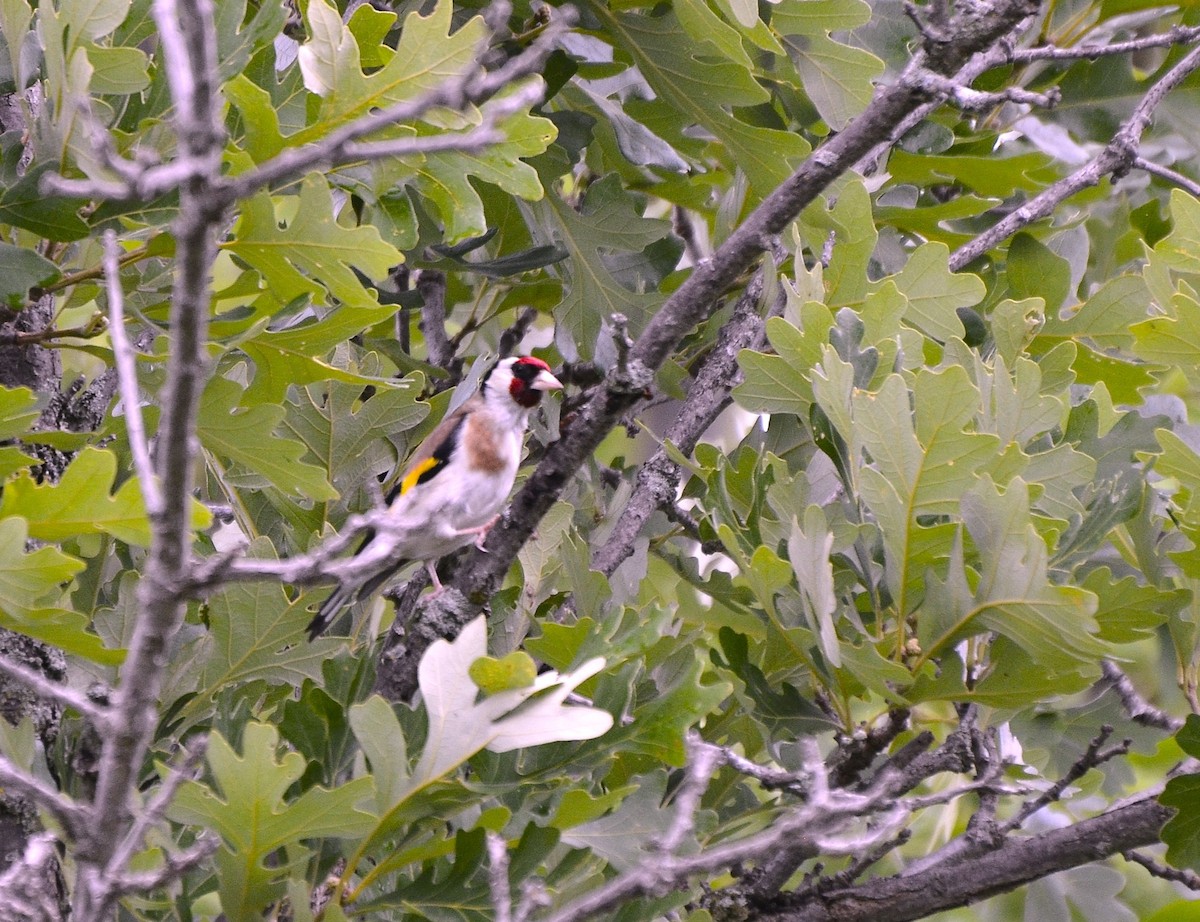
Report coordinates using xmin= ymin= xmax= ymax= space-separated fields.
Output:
xmin=0 ymin=447 xmax=211 ymax=545
xmin=890 ymin=243 xmax=983 ymax=342
xmin=856 ymin=367 xmax=998 ymax=612
xmin=607 ymin=653 xmax=731 ymax=766
xmin=190 ymin=541 xmax=344 ymax=700
xmin=787 ymin=32 xmax=883 ymax=130
xmin=733 ymin=307 xmax=833 ymax=416
xmin=606 ymin=8 xmax=810 ymax=197
xmin=1161 ymin=715 xmax=1200 ymax=872
xmin=0 ymin=517 xmax=120 ymax=663
xmin=1131 ymin=292 xmax=1200 ymax=370
xmin=561 ymin=775 xmax=667 ymax=871
xmin=531 ymin=173 xmax=671 ymax=359
xmin=237 ymin=312 xmax=413 ymax=406
xmin=85 ymin=43 xmax=149 ymax=94
xmin=812 ymin=179 xmax=875 ymax=306
xmin=990 ymin=297 xmax=1045 ymax=368
xmin=226 ymin=173 xmax=402 ymax=311
xmin=977 ymin=353 xmax=1064 ymax=447
xmin=412 ymin=98 xmax=557 ymax=241
xmin=226 ymin=74 xmax=285 ymax=163
xmin=771 ymin=0 xmax=872 ymax=35
xmin=1083 ymin=568 xmax=1182 ymax=644
xmin=0 ymin=162 xmax=88 ymax=241
xmin=518 ymin=500 xmax=574 ymax=605
xmin=358 ymin=827 xmax=491 ymax=918
xmin=349 ymin=695 xmax=410 ymax=813
xmin=0 ymin=241 xmax=60 ymax=308
xmin=1041 ymin=273 xmax=1149 ymax=350
xmin=887 ymin=149 xmax=1059 ymax=198
xmin=198 ymin=377 xmax=338 ymax=501
xmin=711 ymin=628 xmax=834 ymax=737
xmin=469 ymin=652 xmax=538 ymax=693
xmin=0 ymin=385 xmax=41 ymax=439
xmin=917 ymin=477 xmax=1104 ymax=675
xmin=1007 ymin=232 xmax=1071 ymax=310
xmin=283 ymin=376 xmax=427 ymax=500
xmin=786 ymin=506 xmax=839 ymax=666
xmin=296 ymin=0 xmax=484 ymax=143
xmin=169 ymin=721 xmax=376 ymax=918
xmin=61 ymin=0 xmax=131 ymax=43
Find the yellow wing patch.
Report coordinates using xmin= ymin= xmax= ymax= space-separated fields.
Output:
xmin=399 ymin=456 xmax=440 ymax=496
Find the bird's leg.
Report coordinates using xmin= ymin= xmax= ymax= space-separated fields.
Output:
xmin=425 ymin=560 xmax=446 ymax=596
xmin=451 ymin=515 xmax=501 ymax=551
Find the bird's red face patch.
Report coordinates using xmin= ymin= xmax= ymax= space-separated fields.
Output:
xmin=509 ymin=356 xmax=558 ymax=408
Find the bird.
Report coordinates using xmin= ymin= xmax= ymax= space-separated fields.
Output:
xmin=307 ymin=355 xmax=563 ymax=640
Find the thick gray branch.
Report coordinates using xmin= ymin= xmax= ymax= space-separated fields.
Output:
xmin=373 ymin=0 xmax=1044 ymax=702
xmin=758 ymin=797 xmax=1172 ymax=922
xmin=591 ymin=267 xmax=783 ymax=577
xmin=77 ymin=0 xmax=225 ymax=917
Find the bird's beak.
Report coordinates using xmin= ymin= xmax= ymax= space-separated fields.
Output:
xmin=533 ymin=369 xmax=563 ymax=391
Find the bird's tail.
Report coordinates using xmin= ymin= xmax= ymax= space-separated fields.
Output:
xmin=307 ymin=582 xmax=358 ymax=641
xmin=307 ymin=559 xmax=404 ymax=641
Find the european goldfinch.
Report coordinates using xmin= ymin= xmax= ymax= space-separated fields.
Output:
xmin=307 ymin=355 xmax=562 ymax=640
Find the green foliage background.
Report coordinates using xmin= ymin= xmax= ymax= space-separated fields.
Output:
xmin=3 ymin=0 xmax=1200 ymax=916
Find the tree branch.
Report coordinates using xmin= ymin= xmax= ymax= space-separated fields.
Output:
xmin=0 ymin=753 xmax=90 ymax=843
xmin=103 ymin=230 xmax=161 ymax=518
xmin=1099 ymin=661 xmax=1184 ymax=732
xmin=592 ymin=259 xmax=783 ymax=577
xmin=758 ymin=797 xmax=1172 ymax=922
xmin=0 ymin=654 xmax=109 ymax=727
xmin=418 ymin=270 xmax=456 ymax=371
xmin=77 ymin=0 xmax=225 ymax=916
xmin=1123 ymin=849 xmax=1200 ymax=890
xmin=373 ymin=0 xmax=1045 ymax=702
xmin=1134 ymin=156 xmax=1200 ymax=197
xmin=950 ymin=40 xmax=1200 ymax=271
xmin=1010 ymin=25 xmax=1200 ymax=63
xmin=217 ymin=11 xmax=571 ymax=204
xmin=487 ymin=831 xmax=514 ymax=922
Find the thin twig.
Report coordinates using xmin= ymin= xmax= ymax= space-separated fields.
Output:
xmin=101 ymin=737 xmax=208 ymax=892
xmin=659 ymin=737 xmax=724 ymax=854
xmin=1011 ymin=26 xmax=1200 ymax=63
xmin=103 ymin=230 xmax=162 ymax=518
xmin=487 ymin=832 xmax=513 ymax=922
xmin=722 ymin=746 xmax=811 ymax=796
xmin=1100 ymin=661 xmax=1183 ymax=732
xmin=38 ymin=244 xmax=153 ymax=295
xmin=0 ymin=655 xmax=110 ymax=727
xmin=591 ymin=265 xmax=781 ymax=577
xmin=498 ymin=307 xmax=539 ymax=358
xmin=106 ymin=836 xmax=220 ymax=897
xmin=0 ymin=752 xmax=90 ymax=842
xmin=950 ymin=41 xmax=1200 ymax=270
xmin=1134 ymin=156 xmax=1200 ymax=197
xmin=910 ymin=68 xmax=1060 ymax=110
xmin=806 ymin=828 xmax=913 ymax=895
xmin=418 ymin=271 xmax=455 ymax=371
xmin=515 ymin=880 xmax=552 ymax=922
xmin=0 ymin=316 xmax=106 ymax=346
xmin=218 ymin=17 xmax=571 ymax=203
xmin=1001 ymin=727 xmax=1131 ymax=835
xmin=1123 ymin=849 xmax=1200 ymax=890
